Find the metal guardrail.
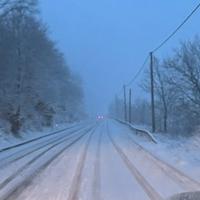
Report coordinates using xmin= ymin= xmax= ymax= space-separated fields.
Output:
xmin=115 ymin=119 xmax=157 ymax=144
xmin=0 ymin=123 xmax=80 ymax=153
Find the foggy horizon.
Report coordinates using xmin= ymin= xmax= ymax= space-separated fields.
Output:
xmin=40 ymin=0 xmax=200 ymax=116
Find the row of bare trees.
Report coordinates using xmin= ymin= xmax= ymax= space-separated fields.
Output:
xmin=109 ymin=37 xmax=200 ymax=135
xmin=0 ymin=1 xmax=85 ymax=135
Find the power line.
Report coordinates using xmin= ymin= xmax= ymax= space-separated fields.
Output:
xmin=126 ymin=55 xmax=149 ymax=87
xmin=116 ymin=56 xmax=148 ymax=95
xmin=152 ymin=1 xmax=200 ymax=53
xmin=118 ymin=1 xmax=200 ymax=95
xmin=116 ymin=2 xmax=200 ymax=130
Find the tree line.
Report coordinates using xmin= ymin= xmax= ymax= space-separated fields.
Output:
xmin=109 ymin=36 xmax=200 ymax=136
xmin=0 ymin=0 xmax=85 ymax=135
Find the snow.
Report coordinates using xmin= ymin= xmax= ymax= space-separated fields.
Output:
xmin=0 ymin=121 xmax=95 ymax=200
xmin=114 ymin=119 xmax=200 ymax=182
xmin=112 ymin=120 xmax=200 ymax=194
xmin=100 ymin=124 xmax=150 ymax=200
xmin=14 ymin=131 xmax=88 ymax=200
xmin=0 ymin=119 xmax=200 ymax=200
xmin=0 ymin=120 xmax=92 ymax=151
xmin=116 ymin=119 xmax=157 ymax=143
xmin=141 ymin=130 xmax=200 ymax=182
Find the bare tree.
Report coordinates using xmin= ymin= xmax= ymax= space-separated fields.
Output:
xmin=165 ymin=37 xmax=200 ymax=114
xmin=153 ymin=59 xmax=178 ymax=132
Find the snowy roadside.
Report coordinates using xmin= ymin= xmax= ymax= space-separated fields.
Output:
xmin=144 ymin=132 xmax=200 ymax=182
xmin=114 ymin=119 xmax=157 ymax=143
xmin=114 ymin=120 xmax=200 ymax=183
xmin=0 ymin=120 xmax=91 ymax=151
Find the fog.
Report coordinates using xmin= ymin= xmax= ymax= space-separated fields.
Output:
xmin=39 ymin=0 xmax=200 ymax=116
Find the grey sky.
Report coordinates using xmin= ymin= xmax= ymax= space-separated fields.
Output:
xmin=39 ymin=0 xmax=200 ymax=116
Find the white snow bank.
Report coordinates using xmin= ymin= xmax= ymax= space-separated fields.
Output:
xmin=136 ymin=131 xmax=200 ymax=183
xmin=112 ymin=119 xmax=200 ymax=183
xmin=114 ymin=119 xmax=157 ymax=143
xmin=0 ymin=120 xmax=91 ymax=151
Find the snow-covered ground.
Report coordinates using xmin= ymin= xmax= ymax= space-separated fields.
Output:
xmin=131 ymin=124 xmax=200 ymax=182
xmin=0 ymin=119 xmax=200 ymax=200
xmin=116 ymin=119 xmax=200 ymax=183
xmin=0 ymin=120 xmax=92 ymax=150
xmin=150 ymin=133 xmax=200 ymax=180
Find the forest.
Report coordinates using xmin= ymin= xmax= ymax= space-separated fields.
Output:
xmin=109 ymin=37 xmax=200 ymax=136
xmin=0 ymin=0 xmax=85 ymax=135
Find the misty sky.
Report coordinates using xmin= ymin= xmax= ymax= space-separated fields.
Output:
xmin=39 ymin=0 xmax=200 ymax=116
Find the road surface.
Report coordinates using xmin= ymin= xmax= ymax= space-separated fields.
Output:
xmin=0 ymin=119 xmax=199 ymax=200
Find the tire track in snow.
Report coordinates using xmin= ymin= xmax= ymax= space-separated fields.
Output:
xmin=0 ymin=125 xmax=95 ymax=200
xmin=107 ymin=123 xmax=164 ymax=200
xmin=0 ymin=123 xmax=84 ymax=153
xmin=125 ymin=132 xmax=200 ymax=191
xmin=0 ymin=126 xmax=92 ymax=191
xmin=0 ymin=125 xmax=89 ymax=170
xmin=67 ymin=124 xmax=98 ymax=200
xmin=92 ymin=123 xmax=103 ymax=200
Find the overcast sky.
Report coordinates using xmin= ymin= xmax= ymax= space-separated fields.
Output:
xmin=39 ymin=0 xmax=200 ymax=116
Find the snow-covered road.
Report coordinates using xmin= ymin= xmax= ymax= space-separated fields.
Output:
xmin=0 ymin=119 xmax=200 ymax=200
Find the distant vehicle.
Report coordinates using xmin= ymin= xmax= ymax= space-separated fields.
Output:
xmin=97 ymin=115 xmax=104 ymax=120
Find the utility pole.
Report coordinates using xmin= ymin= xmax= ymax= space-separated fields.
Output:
xmin=150 ymin=52 xmax=156 ymax=132
xmin=129 ymin=89 xmax=132 ymax=124
xmin=123 ymin=85 xmax=127 ymax=122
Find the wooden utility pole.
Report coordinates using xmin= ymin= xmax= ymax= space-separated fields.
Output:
xmin=123 ymin=85 xmax=127 ymax=122
xmin=129 ymin=89 xmax=132 ymax=124
xmin=150 ymin=52 xmax=156 ymax=132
